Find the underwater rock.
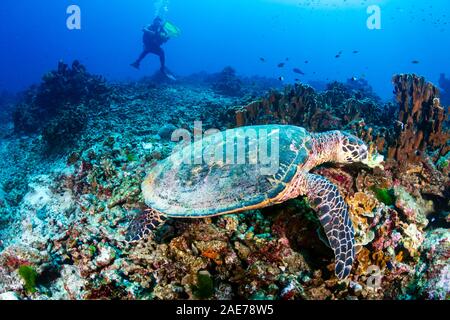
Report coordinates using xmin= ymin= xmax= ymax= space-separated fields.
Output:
xmin=157 ymin=123 xmax=177 ymax=140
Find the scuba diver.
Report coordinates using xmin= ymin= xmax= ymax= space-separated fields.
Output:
xmin=131 ymin=17 xmax=178 ymax=80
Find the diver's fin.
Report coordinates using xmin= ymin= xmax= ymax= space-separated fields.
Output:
xmin=126 ymin=208 xmax=167 ymax=242
xmin=304 ymin=173 xmax=355 ymax=279
xmin=161 ymin=67 xmax=177 ymax=81
xmin=165 ymin=73 xmax=177 ymax=81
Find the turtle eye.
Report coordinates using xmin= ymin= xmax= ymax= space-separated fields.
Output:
xmin=359 ymin=145 xmax=368 ymax=161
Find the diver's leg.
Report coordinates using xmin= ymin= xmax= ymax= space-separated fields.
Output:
xmin=304 ymin=173 xmax=355 ymax=279
xmin=148 ymin=46 xmax=165 ymax=72
xmin=131 ymin=49 xmax=150 ymax=69
xmin=158 ymin=47 xmax=166 ymax=72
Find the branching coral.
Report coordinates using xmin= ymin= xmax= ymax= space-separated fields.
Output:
xmin=235 ymin=84 xmax=320 ymax=129
xmin=234 ymin=80 xmax=391 ymax=133
xmin=388 ymin=74 xmax=450 ymax=164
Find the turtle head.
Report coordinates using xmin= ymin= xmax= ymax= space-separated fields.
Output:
xmin=336 ymin=132 xmax=369 ymax=164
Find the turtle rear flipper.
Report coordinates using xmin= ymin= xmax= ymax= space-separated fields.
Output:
xmin=126 ymin=209 xmax=167 ymax=242
xmin=305 ymin=173 xmax=355 ymax=279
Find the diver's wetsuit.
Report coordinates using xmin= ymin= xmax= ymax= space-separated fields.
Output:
xmin=133 ymin=22 xmax=168 ymax=71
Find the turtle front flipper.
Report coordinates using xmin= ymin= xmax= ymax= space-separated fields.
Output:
xmin=126 ymin=208 xmax=167 ymax=242
xmin=304 ymin=173 xmax=355 ymax=279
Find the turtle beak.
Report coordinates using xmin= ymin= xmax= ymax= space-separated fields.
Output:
xmin=361 ymin=149 xmax=385 ymax=170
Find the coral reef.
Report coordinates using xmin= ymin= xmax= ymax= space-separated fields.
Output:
xmin=13 ymin=60 xmax=109 ymax=134
xmin=210 ymin=66 xmax=243 ymax=97
xmin=42 ymin=106 xmax=87 ymax=153
xmin=235 ymin=74 xmax=449 ymax=200
xmin=388 ymin=74 xmax=449 ymax=165
xmin=405 ymin=228 xmax=449 ymax=300
xmin=234 ymin=81 xmax=390 ymax=131
xmin=0 ymin=67 xmax=448 ymax=300
xmin=0 ymin=91 xmax=17 ymax=124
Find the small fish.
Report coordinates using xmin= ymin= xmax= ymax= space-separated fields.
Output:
xmin=293 ymin=68 xmax=305 ymax=75
xmin=350 ymin=76 xmax=358 ymax=81
xmin=304 ymin=60 xmax=309 ymax=64
xmin=277 ymin=62 xmax=285 ymax=68
xmin=335 ymin=55 xmax=341 ymax=58
xmin=285 ymin=57 xmax=289 ymax=61
xmin=411 ymin=60 xmax=420 ymax=64
xmin=353 ymin=50 xmax=359 ymax=54
xmin=278 ymin=76 xmax=284 ymax=81
xmin=294 ymin=78 xmax=300 ymax=82
xmin=259 ymin=57 xmax=266 ymax=62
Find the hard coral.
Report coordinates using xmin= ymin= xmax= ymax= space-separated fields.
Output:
xmin=13 ymin=60 xmax=109 ymax=134
xmin=41 ymin=105 xmax=87 ymax=153
xmin=235 ymin=81 xmax=387 ymax=132
xmin=388 ymin=74 xmax=450 ymax=165
xmin=211 ymin=67 xmax=243 ymax=97
xmin=347 ymin=192 xmax=378 ymax=246
xmin=406 ymin=228 xmax=450 ymax=299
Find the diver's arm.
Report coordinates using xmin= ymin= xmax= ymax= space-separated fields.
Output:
xmin=160 ymin=31 xmax=170 ymax=42
xmin=142 ymin=26 xmax=156 ymax=36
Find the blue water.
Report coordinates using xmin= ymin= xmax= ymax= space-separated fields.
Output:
xmin=1 ymin=0 xmax=449 ymax=99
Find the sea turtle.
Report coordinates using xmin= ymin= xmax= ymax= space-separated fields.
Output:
xmin=127 ymin=125 xmax=382 ymax=279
